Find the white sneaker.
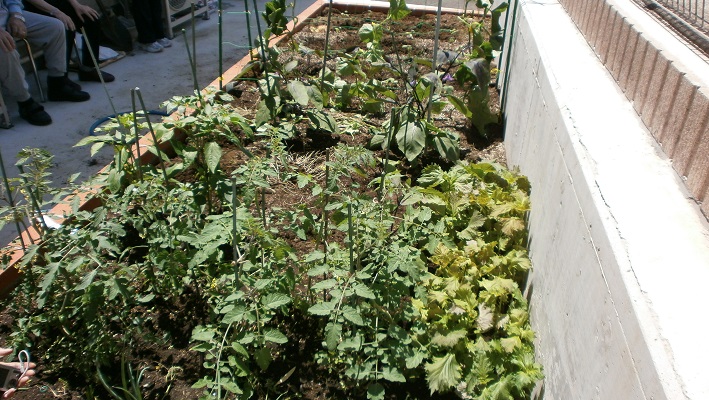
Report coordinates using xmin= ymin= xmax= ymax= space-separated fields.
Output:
xmin=138 ymin=41 xmax=163 ymax=53
xmin=157 ymin=38 xmax=172 ymax=48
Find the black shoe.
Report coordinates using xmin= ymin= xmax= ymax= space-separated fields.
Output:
xmin=63 ymin=73 xmax=82 ymax=91
xmin=78 ymin=68 xmax=115 ymax=83
xmin=47 ymin=76 xmax=90 ymax=102
xmin=18 ymin=99 xmax=52 ymax=126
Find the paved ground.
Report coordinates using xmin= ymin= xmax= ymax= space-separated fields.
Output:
xmin=0 ymin=0 xmax=468 ymax=245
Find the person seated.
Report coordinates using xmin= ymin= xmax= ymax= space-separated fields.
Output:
xmin=23 ymin=0 xmax=114 ymax=82
xmin=131 ymin=0 xmax=171 ymax=53
xmin=1 ymin=0 xmax=89 ymax=126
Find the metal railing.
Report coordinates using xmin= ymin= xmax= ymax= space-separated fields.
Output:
xmin=659 ymin=0 xmax=708 ymax=30
xmin=638 ymin=0 xmax=709 ymax=55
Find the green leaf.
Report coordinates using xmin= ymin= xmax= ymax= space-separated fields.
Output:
xmin=74 ymin=268 xmax=98 ymax=291
xmin=137 ymin=293 xmax=155 ymax=303
xmin=425 ymin=353 xmax=461 ymax=393
xmin=312 ymin=279 xmax=338 ymax=291
xmin=367 ymin=383 xmax=385 ymax=400
xmin=405 ymin=351 xmax=425 ymax=369
xmin=305 ymin=250 xmax=326 ymax=263
xmin=431 ymin=329 xmax=467 ymax=347
xmin=395 ymin=120 xmax=425 ymax=162
xmin=342 ymin=306 xmax=365 ymax=326
xmin=447 ymin=95 xmax=472 ymax=118
xmin=308 ymin=301 xmax=335 ymax=316
xmin=308 ymin=85 xmax=324 ymax=110
xmin=500 ymin=336 xmax=522 ymax=353
xmin=307 ymin=110 xmax=338 ymax=134
xmin=287 ymin=80 xmax=310 ymax=106
xmin=325 ymin=323 xmax=342 ymax=351
xmin=431 ymin=131 xmax=460 ymax=162
xmin=388 ymin=0 xmax=411 ymax=20
xmin=284 ymin=59 xmax=298 ymax=72
xmin=477 ymin=304 xmax=494 ymax=332
xmin=261 ymin=293 xmax=291 ymax=309
xmin=223 ymin=306 xmax=254 ymax=324
xmin=204 ymin=141 xmax=222 ymax=173
xmin=382 ymin=366 xmax=406 ymax=382
xmin=36 ymin=262 xmax=59 ymax=309
xmin=191 ymin=327 xmax=215 ymax=342
xmin=338 ymin=335 xmax=363 ymax=351
xmin=353 ymin=284 xmax=376 ymax=299
xmin=263 ymin=329 xmax=288 ymax=344
xmin=254 ymin=347 xmax=272 ymax=370
xmin=255 ymin=99 xmax=272 ymax=126
xmin=358 ymin=23 xmax=382 ymax=43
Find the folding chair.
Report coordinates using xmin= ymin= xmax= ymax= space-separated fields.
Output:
xmin=18 ymin=38 xmax=46 ymax=103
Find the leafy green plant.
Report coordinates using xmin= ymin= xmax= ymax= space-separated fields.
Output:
xmin=447 ymin=0 xmax=509 ymax=137
xmin=3 ymin=4 xmax=544 ymax=399
xmin=97 ymin=355 xmax=149 ymax=400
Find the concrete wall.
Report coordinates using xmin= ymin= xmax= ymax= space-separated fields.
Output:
xmin=499 ymin=0 xmax=709 ymax=399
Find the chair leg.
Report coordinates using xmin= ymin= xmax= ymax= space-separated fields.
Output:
xmin=20 ymin=39 xmax=46 ymax=103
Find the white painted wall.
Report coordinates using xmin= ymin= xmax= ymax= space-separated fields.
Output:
xmin=499 ymin=0 xmax=709 ymax=399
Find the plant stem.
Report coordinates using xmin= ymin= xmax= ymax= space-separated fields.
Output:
xmin=377 ymin=111 xmax=396 ymax=201
xmin=0 ymin=148 xmax=27 ymax=251
xmin=15 ymin=165 xmax=47 ymax=237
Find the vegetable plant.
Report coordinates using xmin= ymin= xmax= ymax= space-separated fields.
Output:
xmin=0 ymin=2 xmax=542 ymax=399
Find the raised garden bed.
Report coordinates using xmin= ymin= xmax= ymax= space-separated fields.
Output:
xmin=0 ymin=1 xmax=542 ymax=399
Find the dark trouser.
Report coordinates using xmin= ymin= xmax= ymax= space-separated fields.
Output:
xmin=130 ymin=0 xmax=166 ymax=44
xmin=23 ymin=0 xmax=103 ymax=68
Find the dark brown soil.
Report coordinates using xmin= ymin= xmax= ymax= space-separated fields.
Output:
xmin=2 ymin=8 xmax=505 ymax=400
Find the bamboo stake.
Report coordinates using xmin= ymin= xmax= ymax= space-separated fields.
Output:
xmin=133 ymin=88 xmax=169 ymax=184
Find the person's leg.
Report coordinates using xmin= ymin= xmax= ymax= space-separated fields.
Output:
xmin=23 ymin=11 xmax=66 ymax=78
xmin=77 ymin=18 xmax=116 ymax=82
xmin=0 ymin=47 xmax=52 ymax=125
xmin=149 ymin=0 xmax=166 ymax=40
xmin=0 ymin=48 xmax=31 ymax=102
xmin=45 ymin=0 xmax=82 ymax=67
xmin=24 ymin=11 xmax=90 ymax=102
xmin=79 ymin=18 xmax=100 ymax=67
xmin=131 ymin=0 xmax=157 ymax=44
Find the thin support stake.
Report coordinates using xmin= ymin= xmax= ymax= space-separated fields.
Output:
xmin=427 ymin=0 xmax=444 ymax=122
xmin=129 ymin=90 xmax=144 ymax=182
xmin=244 ymin=0 xmax=254 ymax=61
xmin=134 ymin=88 xmax=169 ymax=184
xmin=80 ymin=27 xmax=117 ymax=117
xmin=219 ymin=0 xmax=224 ymax=90
xmin=251 ymin=0 xmax=274 ymax=100
xmin=320 ymin=0 xmax=334 ymax=93
xmin=347 ymin=203 xmax=354 ymax=273
xmin=232 ymin=177 xmax=240 ymax=287
xmin=182 ymin=29 xmax=202 ymax=100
